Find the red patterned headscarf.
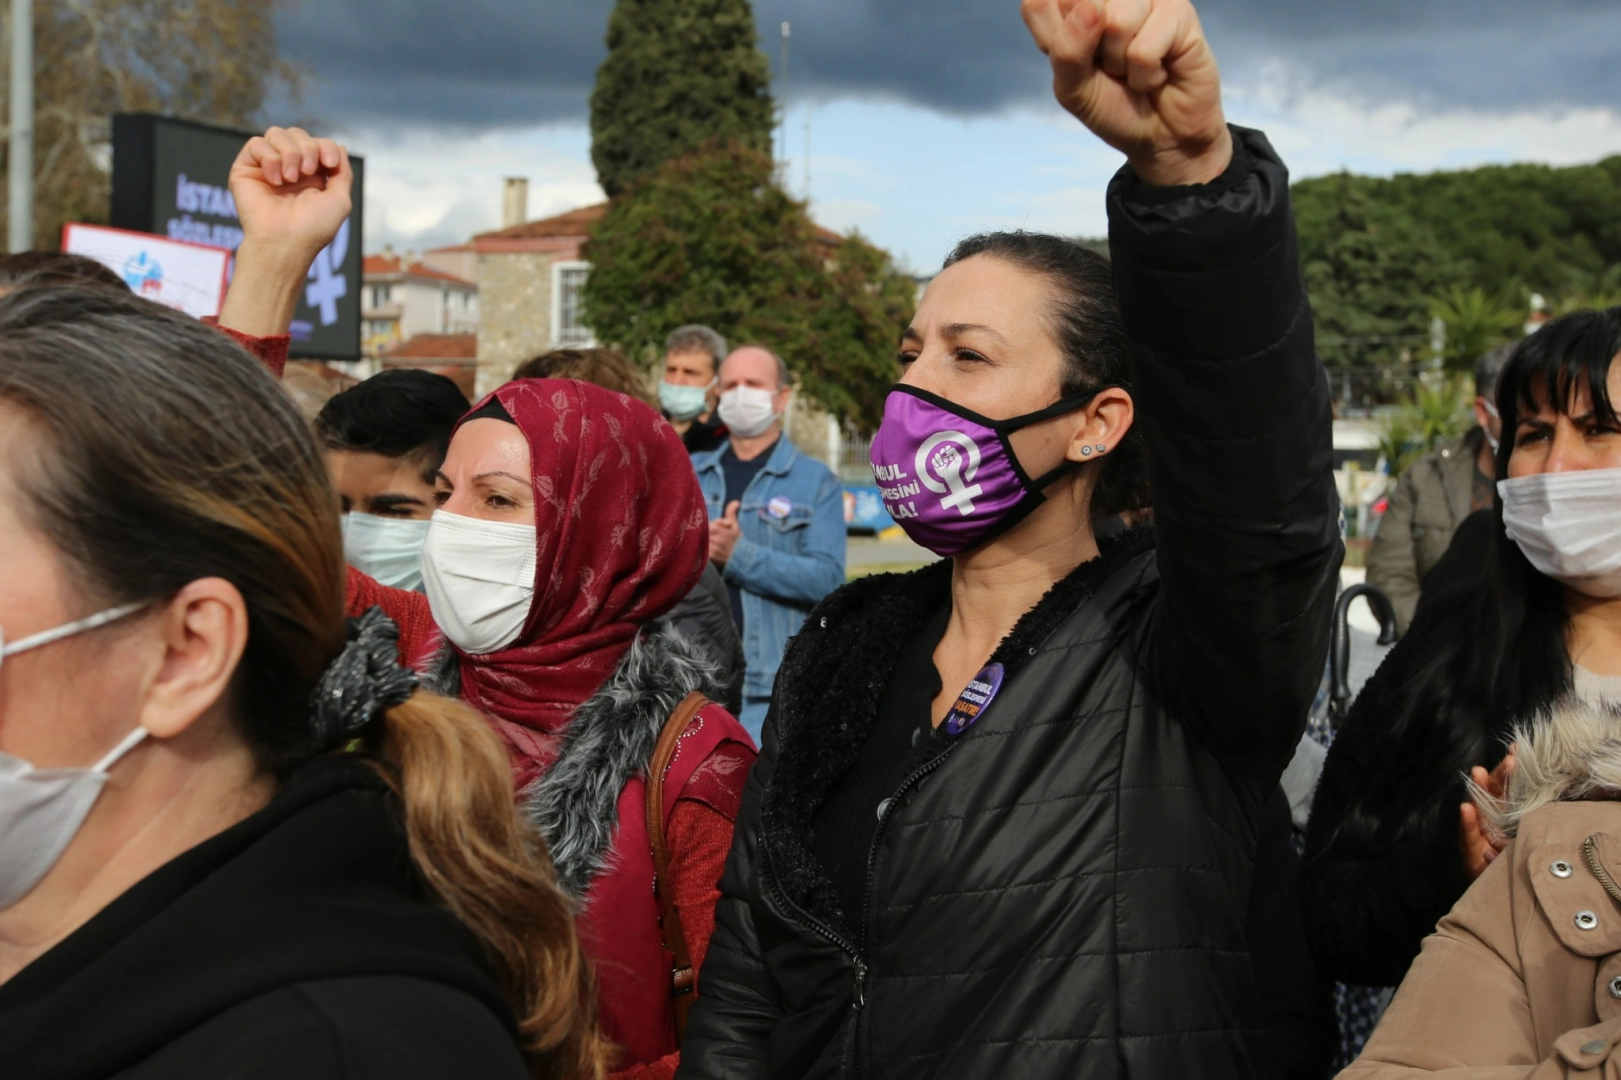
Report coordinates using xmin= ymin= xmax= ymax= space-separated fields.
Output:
xmin=453 ymin=378 xmax=708 ymax=789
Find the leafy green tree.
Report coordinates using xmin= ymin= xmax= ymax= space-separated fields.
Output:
xmin=582 ymin=141 xmax=913 ymax=428
xmin=589 ymin=0 xmax=775 ymax=198
xmin=1293 ymin=172 xmax=1458 ymax=372
xmin=3 ymin=0 xmax=303 ymax=249
xmin=1428 ymin=285 xmax=1523 ymax=372
xmin=1294 ymin=156 xmax=1621 ymax=378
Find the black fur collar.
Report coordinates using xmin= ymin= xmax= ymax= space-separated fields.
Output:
xmin=761 ymin=527 xmax=1158 ymax=939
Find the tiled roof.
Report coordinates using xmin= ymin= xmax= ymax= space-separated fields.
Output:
xmin=362 ymin=255 xmax=475 ymax=287
xmin=382 ymin=332 xmax=478 ymax=361
xmin=474 ymin=202 xmax=608 ymax=241
xmin=470 ymin=199 xmax=846 ymax=255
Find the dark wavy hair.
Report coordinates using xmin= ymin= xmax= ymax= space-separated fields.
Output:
xmin=1349 ymin=305 xmax=1621 ymax=843
xmin=943 ymin=231 xmax=1147 ymax=520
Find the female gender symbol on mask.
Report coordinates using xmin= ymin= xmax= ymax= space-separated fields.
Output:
xmin=917 ymin=431 xmax=985 ymax=515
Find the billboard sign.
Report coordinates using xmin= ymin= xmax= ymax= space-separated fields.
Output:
xmin=110 ymin=113 xmax=364 ymax=360
xmin=61 ymin=223 xmax=230 ymax=319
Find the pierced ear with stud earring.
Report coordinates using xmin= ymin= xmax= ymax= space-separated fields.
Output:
xmin=1095 ymin=445 xmax=1107 ymax=455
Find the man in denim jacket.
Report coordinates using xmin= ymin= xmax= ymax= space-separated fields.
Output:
xmin=692 ymin=346 xmax=846 ymax=742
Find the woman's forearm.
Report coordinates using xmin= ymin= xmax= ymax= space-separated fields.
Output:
xmin=217 ymin=238 xmax=318 ymax=339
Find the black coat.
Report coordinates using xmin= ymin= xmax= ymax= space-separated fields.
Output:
xmin=676 ymin=127 xmax=1341 ymax=1080
xmin=0 ymin=758 xmax=529 ymax=1080
xmin=1299 ymin=509 xmax=1501 ymax=987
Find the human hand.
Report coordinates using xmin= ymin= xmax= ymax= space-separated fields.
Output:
xmin=218 ymin=127 xmax=352 ymax=340
xmin=1460 ymin=748 xmax=1516 ymax=880
xmin=709 ymin=501 xmax=742 ymax=567
xmin=230 ymin=126 xmax=352 ymax=265
xmin=1021 ymin=0 xmax=1232 ymax=187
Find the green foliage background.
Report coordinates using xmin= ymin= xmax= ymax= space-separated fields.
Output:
xmin=582 ymin=142 xmax=914 ymax=428
xmin=1294 ymin=156 xmax=1621 ymax=372
xmin=589 ymin=0 xmax=775 ymax=198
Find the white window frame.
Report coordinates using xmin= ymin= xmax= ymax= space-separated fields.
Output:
xmin=550 ymin=260 xmax=595 ymax=347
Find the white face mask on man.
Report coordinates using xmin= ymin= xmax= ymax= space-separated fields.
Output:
xmin=1500 ymin=467 xmax=1621 ymax=598
xmin=0 ymin=601 xmax=149 ymax=909
xmin=717 ymin=386 xmax=780 ymax=439
xmin=419 ymin=510 xmax=538 ymax=655
xmin=342 ymin=512 xmax=432 ymax=592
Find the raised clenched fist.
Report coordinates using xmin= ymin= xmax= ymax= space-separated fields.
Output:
xmin=1021 ymin=0 xmax=1232 ymax=187
xmin=229 ymin=126 xmax=353 ymax=264
xmin=217 ymin=126 xmax=353 ymax=339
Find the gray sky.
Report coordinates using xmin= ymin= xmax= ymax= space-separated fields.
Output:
xmin=281 ymin=0 xmax=1621 ymax=127
xmin=276 ymin=1 xmax=1621 ymax=268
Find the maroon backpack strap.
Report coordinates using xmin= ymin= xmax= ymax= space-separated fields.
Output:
xmin=646 ymin=691 xmax=710 ymax=1044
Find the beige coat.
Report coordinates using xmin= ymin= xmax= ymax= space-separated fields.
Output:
xmin=1343 ymin=702 xmax=1621 ymax=1079
xmin=1366 ymin=428 xmax=1484 ymax=634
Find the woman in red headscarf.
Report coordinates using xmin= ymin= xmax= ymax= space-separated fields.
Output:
xmin=210 ymin=125 xmax=756 ymax=1078
xmin=345 ymin=379 xmax=757 ymax=1080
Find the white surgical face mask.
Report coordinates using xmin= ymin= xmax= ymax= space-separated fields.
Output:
xmin=718 ymin=386 xmax=780 ymax=439
xmin=343 ymin=512 xmax=432 ymax=591
xmin=1500 ymin=467 xmax=1621 ymax=597
xmin=0 ymin=601 xmax=149 ymax=909
xmin=659 ymin=380 xmax=713 ymax=422
xmin=419 ymin=510 xmax=537 ymax=655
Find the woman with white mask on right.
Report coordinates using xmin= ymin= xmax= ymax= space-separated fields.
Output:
xmin=1303 ymin=306 xmax=1621 ymax=997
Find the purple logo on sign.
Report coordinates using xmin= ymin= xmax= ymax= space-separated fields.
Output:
xmin=944 ymin=662 xmax=1004 ymax=736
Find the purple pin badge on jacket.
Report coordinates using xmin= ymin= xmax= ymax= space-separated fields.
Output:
xmin=943 ymin=662 xmax=1004 ymax=736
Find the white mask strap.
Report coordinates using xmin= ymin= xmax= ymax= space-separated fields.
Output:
xmin=1 ymin=601 xmax=147 ymax=658
xmin=91 ymin=726 xmax=149 ymax=773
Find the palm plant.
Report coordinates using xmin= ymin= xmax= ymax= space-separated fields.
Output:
xmin=1429 ymin=285 xmax=1523 ymax=372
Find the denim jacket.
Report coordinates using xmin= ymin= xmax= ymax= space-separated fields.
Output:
xmin=692 ymin=436 xmax=846 ymax=699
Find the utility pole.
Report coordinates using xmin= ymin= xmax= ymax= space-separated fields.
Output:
xmin=778 ymin=22 xmax=791 ymax=168
xmin=8 ymin=0 xmax=32 ymax=253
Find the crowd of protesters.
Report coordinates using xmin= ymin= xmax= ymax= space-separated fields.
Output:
xmin=3 ymin=0 xmax=1621 ymax=1078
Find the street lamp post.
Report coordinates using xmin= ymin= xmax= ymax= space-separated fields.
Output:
xmin=779 ymin=21 xmax=790 ymax=169
xmin=8 ymin=0 xmax=32 ymax=253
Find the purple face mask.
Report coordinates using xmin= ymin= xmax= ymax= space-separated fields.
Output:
xmin=869 ymin=385 xmax=1101 ymax=557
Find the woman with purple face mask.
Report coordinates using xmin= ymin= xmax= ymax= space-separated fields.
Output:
xmin=675 ymin=2 xmax=1343 ymax=1079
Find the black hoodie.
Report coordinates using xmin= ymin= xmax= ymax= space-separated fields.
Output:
xmin=0 ymin=757 xmax=530 ymax=1080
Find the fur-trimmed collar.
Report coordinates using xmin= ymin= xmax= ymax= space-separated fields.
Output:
xmin=1477 ymin=697 xmax=1621 ymax=839
xmin=761 ymin=527 xmax=1158 ymax=940
xmin=427 ymin=621 xmax=724 ymax=900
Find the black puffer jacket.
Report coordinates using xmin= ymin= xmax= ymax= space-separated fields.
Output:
xmin=676 ymin=127 xmax=1341 ymax=1080
xmin=0 ymin=759 xmax=529 ymax=1080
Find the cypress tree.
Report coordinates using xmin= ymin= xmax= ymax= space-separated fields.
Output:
xmin=589 ymin=0 xmax=776 ymax=197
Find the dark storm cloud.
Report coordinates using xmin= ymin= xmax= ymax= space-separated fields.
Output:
xmin=277 ymin=0 xmax=610 ymax=127
xmin=278 ymin=0 xmax=1621 ymax=130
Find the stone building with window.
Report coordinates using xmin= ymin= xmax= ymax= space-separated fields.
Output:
xmin=465 ymin=199 xmax=843 ymax=471
xmin=470 ymin=203 xmax=604 ymax=395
